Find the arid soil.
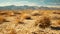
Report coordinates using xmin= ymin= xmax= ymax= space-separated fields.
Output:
xmin=0 ymin=9 xmax=60 ymax=34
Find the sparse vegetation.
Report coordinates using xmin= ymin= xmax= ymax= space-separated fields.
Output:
xmin=0 ymin=9 xmax=60 ymax=34
xmin=39 ymin=17 xmax=51 ymax=29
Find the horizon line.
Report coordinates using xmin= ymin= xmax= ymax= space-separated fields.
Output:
xmin=0 ymin=5 xmax=60 ymax=8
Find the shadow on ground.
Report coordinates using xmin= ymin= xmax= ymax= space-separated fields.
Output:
xmin=50 ymin=26 xmax=60 ymax=30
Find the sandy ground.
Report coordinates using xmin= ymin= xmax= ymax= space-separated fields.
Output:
xmin=0 ymin=10 xmax=60 ymax=34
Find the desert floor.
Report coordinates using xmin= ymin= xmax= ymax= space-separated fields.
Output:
xmin=0 ymin=9 xmax=60 ymax=34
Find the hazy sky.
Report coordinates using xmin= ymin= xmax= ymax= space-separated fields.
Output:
xmin=0 ymin=0 xmax=60 ymax=7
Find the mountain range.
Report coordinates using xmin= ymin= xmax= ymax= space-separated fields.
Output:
xmin=0 ymin=5 xmax=60 ymax=10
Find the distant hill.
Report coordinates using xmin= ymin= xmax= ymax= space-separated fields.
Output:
xmin=0 ymin=5 xmax=60 ymax=10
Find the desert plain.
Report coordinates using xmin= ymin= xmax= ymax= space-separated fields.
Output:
xmin=0 ymin=9 xmax=60 ymax=34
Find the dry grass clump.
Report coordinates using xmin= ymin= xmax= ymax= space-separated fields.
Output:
xmin=0 ymin=11 xmax=15 ymax=16
xmin=0 ymin=12 xmax=6 ymax=15
xmin=31 ymin=10 xmax=41 ymax=16
xmin=50 ymin=14 xmax=60 ymax=20
xmin=0 ymin=16 xmax=9 ymax=24
xmin=9 ymin=29 xmax=16 ymax=34
xmin=20 ymin=13 xmax=32 ymax=20
xmin=51 ymin=20 xmax=60 ymax=27
xmin=38 ymin=16 xmax=51 ymax=29
xmin=53 ymin=10 xmax=60 ymax=14
xmin=5 ymin=11 xmax=15 ymax=16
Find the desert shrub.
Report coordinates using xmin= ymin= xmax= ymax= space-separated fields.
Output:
xmin=14 ymin=12 xmax=21 ymax=14
xmin=51 ymin=15 xmax=60 ymax=20
xmin=54 ymin=16 xmax=60 ymax=20
xmin=0 ymin=19 xmax=10 ymax=24
xmin=0 ymin=16 xmax=5 ymax=24
xmin=39 ymin=17 xmax=51 ymax=29
xmin=32 ymin=13 xmax=41 ymax=16
xmin=18 ymin=21 xmax=25 ymax=24
xmin=32 ymin=32 xmax=37 ymax=34
xmin=9 ymin=29 xmax=16 ymax=34
xmin=0 ymin=13 xmax=6 ymax=15
xmin=25 ymin=16 xmax=32 ymax=20
xmin=53 ymin=11 xmax=60 ymax=14
xmin=0 ymin=16 xmax=10 ymax=24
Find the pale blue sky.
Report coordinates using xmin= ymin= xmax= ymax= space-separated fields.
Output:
xmin=0 ymin=0 xmax=60 ymax=7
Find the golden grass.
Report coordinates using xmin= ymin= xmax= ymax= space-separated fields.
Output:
xmin=0 ymin=9 xmax=60 ymax=34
